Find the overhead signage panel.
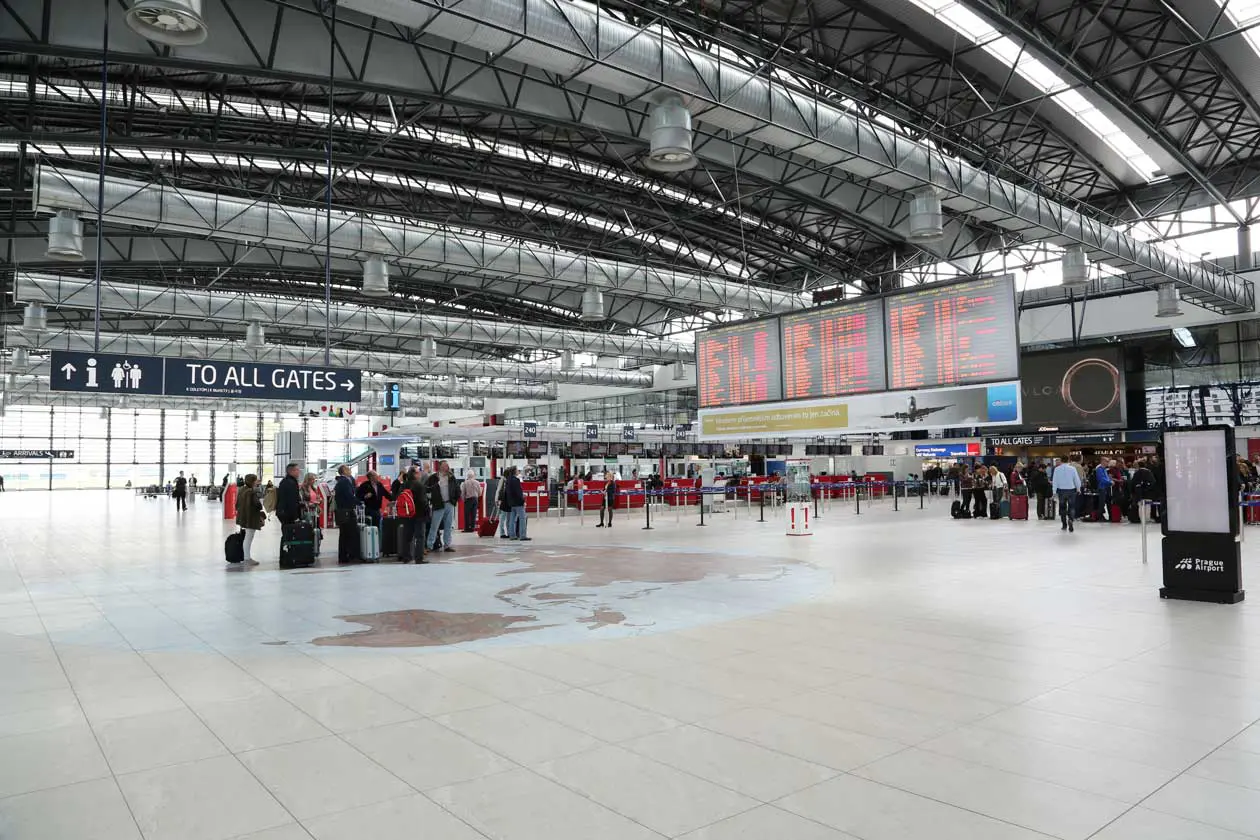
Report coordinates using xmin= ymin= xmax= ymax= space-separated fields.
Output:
xmin=49 ymin=351 xmax=361 ymax=403
xmin=50 ymin=350 xmax=164 ymax=395
xmin=0 ymin=449 xmax=75 ymax=459
xmin=165 ymin=360 xmax=360 ymax=402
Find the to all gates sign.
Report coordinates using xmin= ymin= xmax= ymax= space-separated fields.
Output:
xmin=50 ymin=350 xmax=361 ymax=403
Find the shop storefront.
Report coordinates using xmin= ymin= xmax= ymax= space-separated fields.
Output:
xmin=985 ymin=431 xmax=1159 ymax=463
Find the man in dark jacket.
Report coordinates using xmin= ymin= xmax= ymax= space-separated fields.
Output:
xmin=503 ymin=467 xmax=530 ymax=541
xmin=333 ymin=465 xmax=360 ymax=564
xmin=406 ymin=467 xmax=432 ymax=563
xmin=356 ymin=470 xmax=388 ymax=529
xmin=426 ymin=460 xmax=460 ymax=552
xmin=275 ymin=463 xmax=302 ymax=526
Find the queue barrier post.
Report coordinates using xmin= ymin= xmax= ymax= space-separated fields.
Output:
xmin=698 ymin=490 xmax=707 ymax=527
xmin=855 ymin=483 xmax=861 ymax=516
xmin=759 ymin=486 xmax=765 ymax=522
xmin=643 ymin=489 xmax=653 ymax=531
xmin=894 ymin=483 xmax=899 ymax=512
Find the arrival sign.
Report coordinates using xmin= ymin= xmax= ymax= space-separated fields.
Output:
xmin=50 ymin=350 xmax=361 ymax=403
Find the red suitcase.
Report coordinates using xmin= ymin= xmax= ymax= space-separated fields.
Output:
xmin=1109 ymin=503 xmax=1123 ymax=523
xmin=477 ymin=517 xmax=500 ymax=537
xmin=1010 ymin=494 xmax=1028 ymax=521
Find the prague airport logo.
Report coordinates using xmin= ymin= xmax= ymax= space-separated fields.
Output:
xmin=1173 ymin=557 xmax=1225 ymax=573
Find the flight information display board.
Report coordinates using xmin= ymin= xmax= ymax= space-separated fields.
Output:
xmin=884 ymin=275 xmax=1018 ymax=390
xmin=697 ymin=320 xmax=783 ymax=408
xmin=780 ymin=298 xmax=886 ymax=400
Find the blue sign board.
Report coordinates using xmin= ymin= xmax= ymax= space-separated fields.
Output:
xmin=622 ymin=425 xmax=636 ymax=441
xmin=383 ymin=383 xmax=401 ymax=411
xmin=584 ymin=423 xmax=598 ymax=440
xmin=50 ymin=350 xmax=361 ymax=403
xmin=50 ymin=351 xmax=164 ymax=395
xmin=914 ymin=443 xmax=974 ymax=457
xmin=523 ymin=421 xmax=539 ymax=439
xmin=674 ymin=424 xmax=692 ymax=441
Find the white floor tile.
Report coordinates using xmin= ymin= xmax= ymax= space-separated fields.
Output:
xmin=417 ymin=653 xmax=568 ymax=701
xmin=75 ymin=676 xmax=188 ymax=723
xmin=228 ymin=827 xmax=315 ymax=840
xmin=585 ymin=674 xmax=748 ymax=723
xmin=771 ymin=689 xmax=958 ymax=744
xmin=342 ymin=718 xmax=515 ymax=791
xmin=623 ymin=725 xmax=837 ymax=800
xmin=302 ymin=793 xmax=487 ymax=840
xmin=1143 ymin=773 xmax=1260 ymax=836
xmin=1090 ymin=806 xmax=1258 ymax=839
xmin=94 ymin=707 xmax=228 ymax=774
xmin=536 ymin=744 xmax=757 ymax=836
xmin=699 ymin=707 xmax=903 ymax=770
xmin=118 ymin=754 xmax=292 ymax=840
xmin=429 ymin=767 xmax=662 ymax=840
xmin=365 ymin=669 xmax=502 ymax=717
xmin=280 ymin=683 xmax=419 ymax=734
xmin=778 ymin=774 xmax=1056 ymax=840
xmin=676 ymin=805 xmax=860 ymax=839
xmin=515 ymin=687 xmax=681 ymax=743
xmin=435 ymin=703 xmax=601 ymax=765
xmin=0 ymin=778 xmax=141 ymax=840
xmin=192 ymin=694 xmax=331 ymax=753
xmin=1189 ymin=746 xmax=1260 ymax=791
xmin=853 ymin=748 xmax=1138 ymax=839
xmin=237 ymin=736 xmax=413 ymax=820
xmin=0 ymin=723 xmax=112 ymax=798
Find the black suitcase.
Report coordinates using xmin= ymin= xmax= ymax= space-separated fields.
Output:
xmin=225 ymin=531 xmax=245 ymax=564
xmin=950 ymin=500 xmax=962 ymax=518
xmin=280 ymin=521 xmax=317 ymax=569
xmin=989 ymin=502 xmax=1001 ymax=520
xmin=381 ymin=516 xmax=399 ymax=556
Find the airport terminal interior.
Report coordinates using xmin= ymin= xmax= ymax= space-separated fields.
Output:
xmin=4 ymin=0 xmax=1260 ymax=838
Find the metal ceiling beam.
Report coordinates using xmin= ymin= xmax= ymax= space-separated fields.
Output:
xmin=14 ymin=272 xmax=692 ymax=363
xmin=336 ymin=0 xmax=1252 ymax=312
xmin=32 ymin=166 xmax=806 ymax=316
xmin=4 ymin=327 xmax=657 ymax=388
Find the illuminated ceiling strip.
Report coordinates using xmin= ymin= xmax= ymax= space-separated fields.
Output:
xmin=905 ymin=0 xmax=1160 ymax=181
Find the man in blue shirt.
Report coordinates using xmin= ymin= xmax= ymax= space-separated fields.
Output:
xmin=1094 ymin=459 xmax=1113 ymax=521
xmin=1052 ymin=457 xmax=1083 ymax=532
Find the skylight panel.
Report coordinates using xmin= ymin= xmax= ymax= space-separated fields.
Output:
xmin=904 ymin=0 xmax=1160 ymax=180
xmin=1218 ymin=0 xmax=1260 ymax=57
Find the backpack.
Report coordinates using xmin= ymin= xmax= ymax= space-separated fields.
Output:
xmin=396 ymin=489 xmax=416 ymax=518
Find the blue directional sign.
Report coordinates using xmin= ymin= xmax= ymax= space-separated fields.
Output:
xmin=165 ymin=359 xmax=361 ymax=402
xmin=522 ymin=421 xmax=539 ymax=439
xmin=50 ymin=351 xmax=164 ymax=395
xmin=584 ymin=423 xmax=599 ymax=440
xmin=49 ymin=350 xmax=361 ymax=403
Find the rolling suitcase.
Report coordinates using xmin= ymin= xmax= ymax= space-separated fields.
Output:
xmin=989 ymin=502 xmax=1001 ymax=520
xmin=1010 ymin=494 xmax=1028 ymax=521
xmin=380 ymin=516 xmax=398 ymax=556
xmin=359 ymin=525 xmax=381 ymax=562
xmin=999 ymin=498 xmax=1011 ymax=519
xmin=280 ymin=521 xmax=317 ymax=569
xmin=1109 ymin=503 xmax=1123 ymax=523
xmin=1044 ymin=496 xmax=1057 ymax=521
xmin=478 ymin=517 xmax=500 ymax=537
xmin=950 ymin=500 xmax=962 ymax=519
xmin=224 ymin=531 xmax=245 ymax=564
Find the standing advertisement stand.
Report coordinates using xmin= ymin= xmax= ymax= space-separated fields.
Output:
xmin=1160 ymin=427 xmax=1245 ymax=604
xmin=786 ymin=502 xmax=812 ymax=536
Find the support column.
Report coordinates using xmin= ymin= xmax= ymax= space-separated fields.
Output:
xmin=1239 ymin=224 xmax=1253 ymax=271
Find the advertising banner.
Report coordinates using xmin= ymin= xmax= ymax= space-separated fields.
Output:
xmin=698 ymin=381 xmax=1019 ymax=439
xmin=1020 ymin=347 xmax=1125 ymax=430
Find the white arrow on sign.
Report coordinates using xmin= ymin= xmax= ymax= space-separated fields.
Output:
xmin=342 ymin=380 xmax=354 ymax=391
xmin=60 ymin=363 xmax=77 ymax=380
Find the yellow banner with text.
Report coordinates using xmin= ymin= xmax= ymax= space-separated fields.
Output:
xmin=700 ymin=403 xmax=849 ymax=436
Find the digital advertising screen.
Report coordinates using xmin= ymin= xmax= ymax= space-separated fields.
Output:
xmin=697 ymin=319 xmax=784 ymax=408
xmin=1163 ymin=429 xmax=1232 ymax=534
xmin=884 ymin=275 xmax=1019 ymax=390
xmin=780 ymin=298 xmax=887 ymax=400
xmin=1020 ymin=346 xmax=1126 ymax=430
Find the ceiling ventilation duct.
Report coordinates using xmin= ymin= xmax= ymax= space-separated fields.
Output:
xmin=4 ymin=373 xmax=16 ymax=391
xmin=581 ymin=288 xmax=605 ymax=322
xmin=244 ymin=321 xmax=265 ymax=349
xmin=22 ymin=303 xmax=47 ymax=333
xmin=644 ymin=94 xmax=697 ymax=172
xmin=673 ymin=361 xmax=687 ymax=381
xmin=421 ymin=337 xmax=437 ymax=358
xmin=908 ymin=188 xmax=944 ymax=242
xmin=99 ymin=407 xmax=109 ymax=419
xmin=1156 ymin=284 xmax=1183 ymax=318
xmin=11 ymin=348 xmax=29 ymax=368
xmin=46 ymin=210 xmax=84 ymax=261
xmin=1062 ymin=246 xmax=1090 ymax=288
xmin=124 ymin=0 xmax=209 ymax=46
xmin=560 ymin=350 xmax=575 ymax=370
xmin=362 ymin=256 xmax=390 ymax=297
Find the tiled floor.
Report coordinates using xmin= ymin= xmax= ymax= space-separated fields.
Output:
xmin=2 ymin=488 xmax=1260 ymax=839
